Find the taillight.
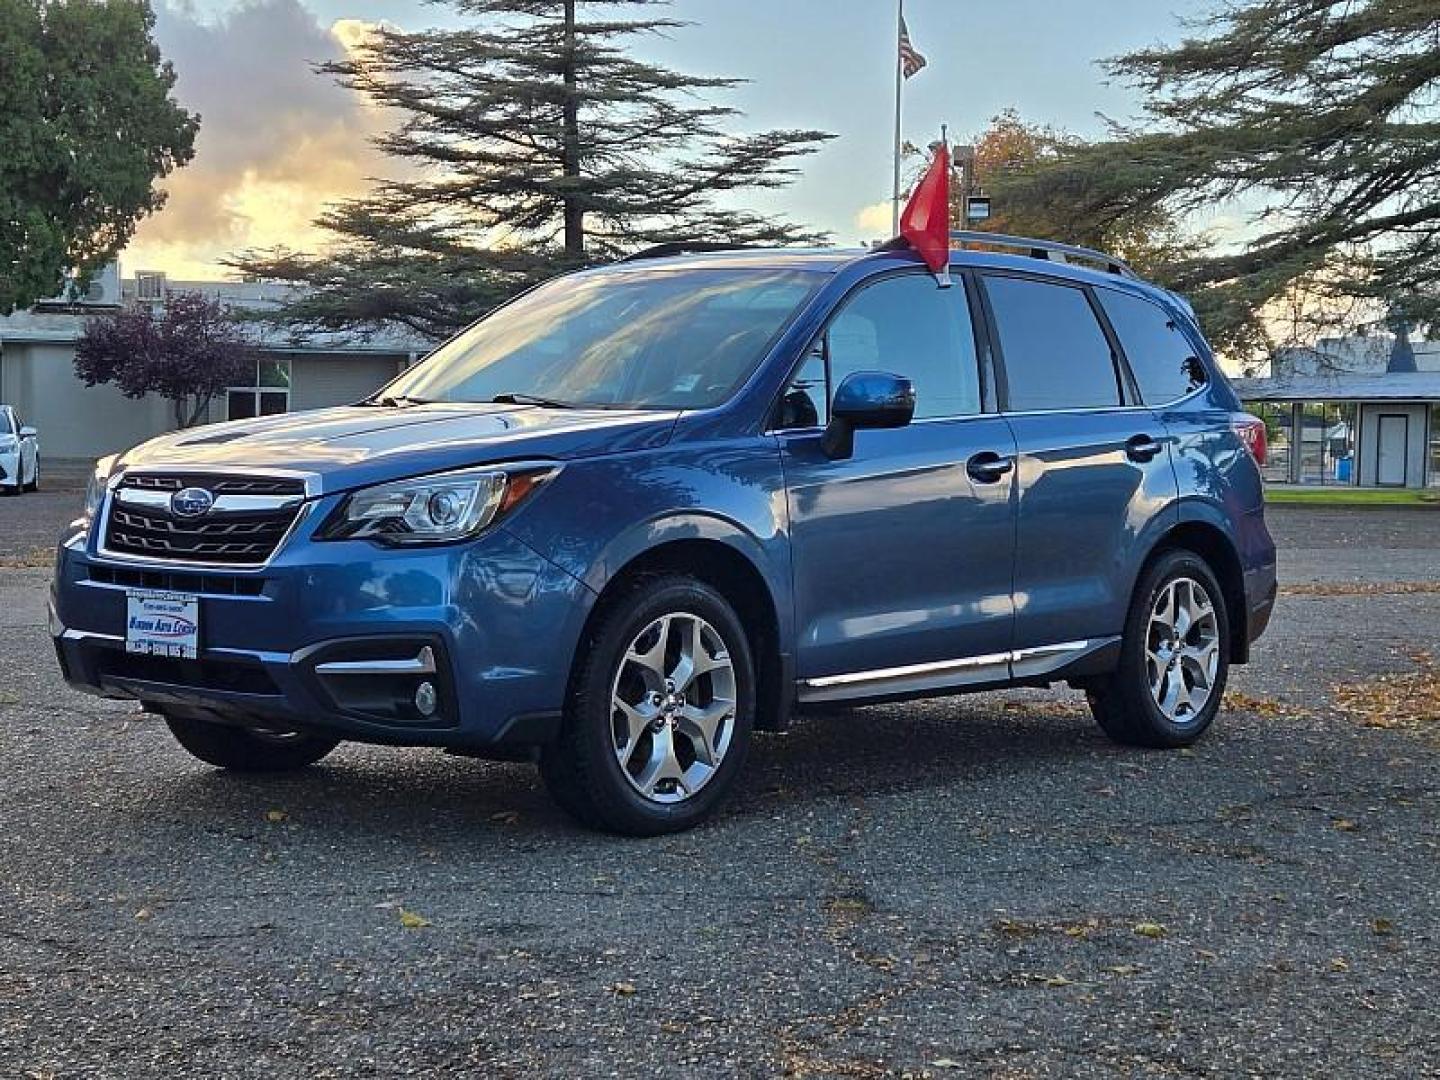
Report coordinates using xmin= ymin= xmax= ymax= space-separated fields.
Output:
xmin=1233 ymin=415 xmax=1267 ymax=467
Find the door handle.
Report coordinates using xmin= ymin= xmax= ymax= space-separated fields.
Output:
xmin=966 ymin=451 xmax=1014 ymax=484
xmin=1125 ymin=435 xmax=1163 ymax=463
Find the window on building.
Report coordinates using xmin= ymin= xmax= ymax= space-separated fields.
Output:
xmin=1297 ymin=401 xmax=1356 ymax=485
xmin=1430 ymin=405 xmax=1440 ymax=488
xmin=1247 ymin=403 xmax=1294 ymax=484
xmin=984 ymin=275 xmax=1122 ymax=411
xmin=776 ymin=274 xmax=981 ymax=428
xmin=227 ymin=358 xmax=291 ymax=421
xmin=1095 ymin=288 xmax=1207 ymax=405
xmin=135 ymin=272 xmax=167 ymax=302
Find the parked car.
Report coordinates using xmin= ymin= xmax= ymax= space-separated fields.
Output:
xmin=0 ymin=405 xmax=39 ymax=495
xmin=50 ymin=234 xmax=1276 ymax=835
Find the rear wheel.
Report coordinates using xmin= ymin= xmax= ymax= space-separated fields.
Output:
xmin=1088 ymin=549 xmax=1229 ymax=748
xmin=540 ymin=576 xmax=755 ymax=835
xmin=164 ymin=713 xmax=340 ymax=772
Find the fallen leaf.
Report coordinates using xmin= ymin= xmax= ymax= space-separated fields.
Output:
xmin=134 ymin=907 xmax=153 ymax=922
xmin=1371 ymin=918 xmax=1395 ymax=936
xmin=1042 ymin=975 xmax=1076 ymax=988
xmin=490 ymin=811 xmax=519 ymax=825
xmin=1333 ymin=819 xmax=1359 ymax=832
xmin=930 ymin=1060 xmax=964 ymax=1070
xmin=611 ymin=981 xmax=637 ymax=996
xmin=398 ymin=908 xmax=432 ymax=929
xmin=1133 ymin=922 xmax=1168 ymax=939
xmin=1105 ymin=964 xmax=1143 ymax=977
xmin=1331 ymin=957 xmax=1350 ymax=972
xmin=264 ymin=809 xmax=288 ymax=823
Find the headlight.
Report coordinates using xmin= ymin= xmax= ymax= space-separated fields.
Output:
xmin=65 ymin=454 xmax=118 ymax=543
xmin=317 ymin=464 xmax=560 ymax=545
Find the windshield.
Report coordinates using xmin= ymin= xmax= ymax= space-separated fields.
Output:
xmin=381 ymin=267 xmax=820 ymax=410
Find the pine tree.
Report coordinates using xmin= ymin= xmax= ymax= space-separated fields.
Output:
xmin=994 ymin=0 xmax=1440 ymax=358
xmin=231 ymin=0 xmax=833 ymax=338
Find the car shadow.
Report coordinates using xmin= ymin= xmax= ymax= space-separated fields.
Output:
xmin=136 ymin=696 xmax=1116 ymax=840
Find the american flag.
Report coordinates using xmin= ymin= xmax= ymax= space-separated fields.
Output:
xmin=899 ymin=15 xmax=927 ymax=79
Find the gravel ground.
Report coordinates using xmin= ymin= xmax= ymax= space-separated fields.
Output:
xmin=1 ymin=497 xmax=1437 ymax=1077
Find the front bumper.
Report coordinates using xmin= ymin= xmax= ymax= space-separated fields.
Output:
xmin=51 ymin=522 xmax=596 ymax=751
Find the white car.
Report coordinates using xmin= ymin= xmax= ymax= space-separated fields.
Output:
xmin=0 ymin=405 xmax=39 ymax=495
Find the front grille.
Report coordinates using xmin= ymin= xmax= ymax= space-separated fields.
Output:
xmin=86 ymin=564 xmax=267 ymax=597
xmin=103 ymin=473 xmax=305 ymax=565
xmin=123 ymin=474 xmax=305 ymax=496
xmin=95 ymin=652 xmax=280 ymax=696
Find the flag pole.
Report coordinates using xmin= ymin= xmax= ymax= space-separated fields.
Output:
xmin=891 ymin=0 xmax=904 ymax=236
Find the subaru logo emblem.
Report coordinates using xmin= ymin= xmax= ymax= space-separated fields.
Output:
xmin=171 ymin=487 xmax=215 ymax=518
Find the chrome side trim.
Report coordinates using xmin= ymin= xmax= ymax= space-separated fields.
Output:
xmin=1012 ymin=640 xmax=1092 ymax=661
xmin=800 ymin=638 xmax=1110 ymax=699
xmin=312 ymin=647 xmax=437 ymax=677
xmin=803 ymin=651 xmax=1012 ymax=689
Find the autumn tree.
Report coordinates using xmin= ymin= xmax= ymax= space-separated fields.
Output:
xmin=75 ymin=293 xmax=253 ymax=428
xmin=997 ymin=0 xmax=1440 ymax=357
xmin=940 ymin=110 xmax=1186 ymax=275
xmin=231 ymin=0 xmax=834 ymax=339
xmin=0 ymin=0 xmax=197 ymax=313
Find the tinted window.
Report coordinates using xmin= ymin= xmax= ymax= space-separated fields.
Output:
xmin=1097 ymin=288 xmax=1207 ymax=404
xmin=985 ymin=275 xmax=1121 ymax=411
xmin=825 ymin=275 xmax=980 ymax=420
xmin=0 ymin=410 xmax=12 ymax=435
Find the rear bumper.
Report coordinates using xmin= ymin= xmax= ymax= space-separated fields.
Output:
xmin=1243 ymin=561 xmax=1277 ymax=651
xmin=50 ymin=525 xmax=596 ymax=751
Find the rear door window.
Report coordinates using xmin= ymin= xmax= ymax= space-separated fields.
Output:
xmin=984 ymin=275 xmax=1122 ymax=411
xmin=1096 ymin=288 xmax=1207 ymax=405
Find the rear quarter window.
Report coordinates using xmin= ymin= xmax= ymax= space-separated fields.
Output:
xmin=1097 ymin=288 xmax=1208 ymax=405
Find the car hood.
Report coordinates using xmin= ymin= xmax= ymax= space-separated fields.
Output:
xmin=114 ymin=403 xmax=681 ymax=494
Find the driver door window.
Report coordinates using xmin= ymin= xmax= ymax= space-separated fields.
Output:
xmin=778 ymin=274 xmax=981 ymax=428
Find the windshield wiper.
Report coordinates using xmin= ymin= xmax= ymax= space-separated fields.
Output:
xmin=491 ymin=392 xmax=579 ymax=410
xmin=363 ymin=394 xmax=434 ymax=408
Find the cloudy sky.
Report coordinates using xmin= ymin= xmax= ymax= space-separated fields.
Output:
xmin=124 ymin=0 xmax=1214 ymax=280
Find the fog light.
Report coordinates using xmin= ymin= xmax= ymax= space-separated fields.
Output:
xmin=415 ymin=680 xmax=438 ymax=718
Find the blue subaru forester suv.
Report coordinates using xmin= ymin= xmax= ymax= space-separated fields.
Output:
xmin=52 ymin=233 xmax=1276 ymax=835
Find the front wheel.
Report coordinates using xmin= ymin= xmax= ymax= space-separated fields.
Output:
xmin=540 ymin=576 xmax=755 ymax=835
xmin=1088 ymin=549 xmax=1230 ymax=749
xmin=165 ymin=713 xmax=340 ymax=771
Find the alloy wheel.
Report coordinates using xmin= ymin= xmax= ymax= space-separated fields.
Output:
xmin=1146 ymin=576 xmax=1221 ymax=723
xmin=609 ymin=612 xmax=737 ymax=804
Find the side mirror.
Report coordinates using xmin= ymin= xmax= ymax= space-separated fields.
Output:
xmin=821 ymin=370 xmax=915 ymax=459
xmin=18 ymin=427 xmax=36 ymax=439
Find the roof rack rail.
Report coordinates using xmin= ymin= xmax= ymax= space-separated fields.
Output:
xmin=947 ymin=231 xmax=1136 ymax=278
xmin=620 ymin=242 xmax=754 ymax=263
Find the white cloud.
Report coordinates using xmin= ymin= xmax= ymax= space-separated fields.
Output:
xmin=854 ymin=200 xmax=894 ymax=239
xmin=123 ymin=0 xmax=392 ymax=279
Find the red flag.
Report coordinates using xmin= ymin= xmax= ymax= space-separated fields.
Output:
xmin=900 ymin=144 xmax=951 ymax=277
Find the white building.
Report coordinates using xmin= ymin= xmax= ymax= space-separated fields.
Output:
xmin=0 ymin=267 xmax=429 ymax=460
xmin=1233 ymin=333 xmax=1440 ymax=489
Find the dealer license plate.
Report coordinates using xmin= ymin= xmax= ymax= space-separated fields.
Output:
xmin=125 ymin=591 xmax=200 ymax=659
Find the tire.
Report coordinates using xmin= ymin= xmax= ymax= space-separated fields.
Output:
xmin=1088 ymin=549 xmax=1230 ymax=749
xmin=23 ymin=465 xmax=37 ymax=493
xmin=540 ymin=575 xmax=756 ymax=836
xmin=165 ymin=713 xmax=340 ymax=772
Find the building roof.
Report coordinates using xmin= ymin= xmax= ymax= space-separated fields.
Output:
xmin=0 ymin=274 xmax=428 ymax=356
xmin=1233 ymin=371 xmax=1440 ymax=402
